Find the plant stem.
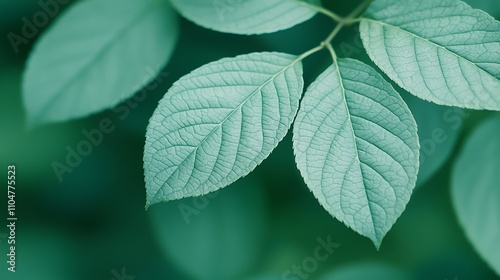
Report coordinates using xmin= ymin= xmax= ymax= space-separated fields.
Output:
xmin=325 ymin=42 xmax=337 ymax=63
xmin=298 ymin=1 xmax=343 ymax=22
xmin=322 ymin=0 xmax=371 ymax=44
xmin=345 ymin=0 xmax=372 ymax=21
xmin=296 ymin=44 xmax=324 ymax=61
xmin=323 ymin=23 xmax=343 ymax=45
xmin=297 ymin=0 xmax=371 ymax=62
xmin=315 ymin=6 xmax=344 ymax=22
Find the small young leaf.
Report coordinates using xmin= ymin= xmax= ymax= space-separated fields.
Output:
xmin=23 ymin=0 xmax=179 ymax=125
xmin=293 ymin=58 xmax=419 ymax=248
xmin=452 ymin=116 xmax=500 ymax=276
xmin=144 ymin=52 xmax=303 ymax=207
xmin=170 ymin=0 xmax=320 ymax=35
xmin=360 ymin=0 xmax=500 ymax=110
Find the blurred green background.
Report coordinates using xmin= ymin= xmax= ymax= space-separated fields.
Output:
xmin=1 ymin=0 xmax=500 ymax=279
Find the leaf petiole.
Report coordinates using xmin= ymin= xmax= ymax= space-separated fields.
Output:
xmin=325 ymin=42 xmax=337 ymax=63
xmin=298 ymin=1 xmax=344 ymax=22
xmin=296 ymin=0 xmax=370 ymax=63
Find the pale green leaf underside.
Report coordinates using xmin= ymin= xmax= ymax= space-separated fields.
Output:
xmin=144 ymin=52 xmax=303 ymax=207
xmin=293 ymin=58 xmax=419 ymax=248
xmin=23 ymin=0 xmax=178 ymax=125
xmin=360 ymin=0 xmax=500 ymax=110
xmin=170 ymin=0 xmax=320 ymax=35
xmin=452 ymin=116 xmax=500 ymax=276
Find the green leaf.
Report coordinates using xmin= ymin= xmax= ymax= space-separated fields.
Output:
xmin=360 ymin=0 xmax=500 ymax=110
xmin=293 ymin=58 xmax=419 ymax=248
xmin=170 ymin=0 xmax=320 ymax=35
xmin=452 ymin=116 xmax=500 ymax=276
xmin=144 ymin=52 xmax=303 ymax=207
xmin=148 ymin=178 xmax=266 ymax=280
xmin=318 ymin=262 xmax=412 ymax=280
xmin=23 ymin=0 xmax=179 ymax=126
xmin=402 ymin=93 xmax=462 ymax=186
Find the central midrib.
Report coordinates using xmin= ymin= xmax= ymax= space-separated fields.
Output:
xmin=332 ymin=59 xmax=379 ymax=241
